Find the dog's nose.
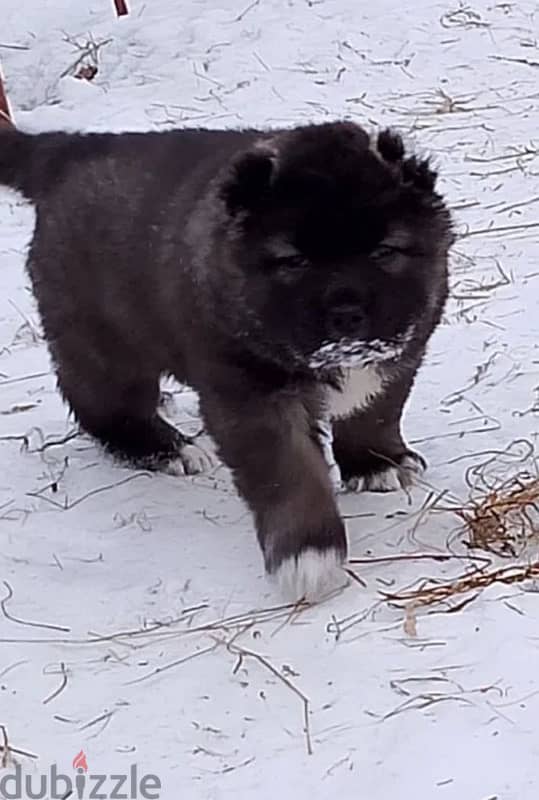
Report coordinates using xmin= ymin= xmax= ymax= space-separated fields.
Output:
xmin=327 ymin=291 xmax=365 ymax=338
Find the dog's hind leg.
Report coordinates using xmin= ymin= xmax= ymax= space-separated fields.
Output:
xmin=54 ymin=358 xmax=210 ymax=475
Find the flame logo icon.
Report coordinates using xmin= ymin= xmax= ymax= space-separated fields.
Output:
xmin=72 ymin=750 xmax=88 ymax=772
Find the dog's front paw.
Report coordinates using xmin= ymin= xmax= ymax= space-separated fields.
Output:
xmin=347 ymin=450 xmax=426 ymax=493
xmin=274 ymin=548 xmax=349 ymax=603
xmin=264 ymin=518 xmax=348 ymax=603
xmin=162 ymin=441 xmax=214 ymax=476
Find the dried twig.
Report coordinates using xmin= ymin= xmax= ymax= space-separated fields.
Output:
xmin=490 ymin=55 xmax=539 ymax=69
xmin=0 ymin=726 xmax=7 ymax=769
xmin=0 ymin=602 xmax=306 ymax=646
xmin=0 ymin=43 xmax=30 ymax=51
xmin=459 ymin=221 xmax=539 ymax=238
xmin=33 ymin=429 xmax=80 ymax=453
xmin=0 ymin=660 xmax=27 ymax=678
xmin=233 ymin=0 xmax=260 ymax=22
xmin=0 ymin=726 xmax=38 ymax=764
xmin=383 ymin=692 xmax=473 ymax=720
xmin=0 ymin=371 xmax=50 ymax=386
xmin=464 ymin=146 xmax=538 ymax=164
xmin=60 ymin=33 xmax=112 ymax=79
xmin=78 ymin=710 xmax=115 ymax=736
xmin=225 ymin=638 xmax=313 ymax=755
xmin=348 ymin=552 xmax=485 ymax=566
xmin=440 ymin=5 xmax=489 ymax=29
xmin=1 ymin=581 xmax=70 ymax=633
xmin=125 ymin=643 xmax=217 ymax=685
xmin=42 ymin=662 xmax=69 ymax=705
xmin=27 ymin=472 xmax=153 ymax=511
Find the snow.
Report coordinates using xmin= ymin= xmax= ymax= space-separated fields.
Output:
xmin=1 ymin=0 xmax=539 ymax=797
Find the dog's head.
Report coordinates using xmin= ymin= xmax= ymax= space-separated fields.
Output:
xmin=217 ymin=121 xmax=453 ymax=372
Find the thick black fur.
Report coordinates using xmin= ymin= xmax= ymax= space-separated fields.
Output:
xmin=0 ymin=121 xmax=453 ymax=589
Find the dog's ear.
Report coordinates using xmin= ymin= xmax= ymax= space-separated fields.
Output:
xmin=377 ymin=130 xmax=438 ymax=192
xmin=402 ymin=155 xmax=437 ymax=192
xmin=376 ymin=129 xmax=405 ymax=163
xmin=221 ymin=147 xmax=277 ymax=215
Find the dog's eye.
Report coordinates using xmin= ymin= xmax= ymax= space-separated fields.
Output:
xmin=268 ymin=255 xmax=309 ymax=278
xmin=370 ymin=243 xmax=418 ymax=275
xmin=372 ymin=241 xmax=424 ymax=261
xmin=372 ymin=244 xmax=403 ymax=260
xmin=274 ymin=255 xmax=307 ymax=269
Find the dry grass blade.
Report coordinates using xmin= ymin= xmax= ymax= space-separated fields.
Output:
xmin=456 ymin=476 xmax=539 ymax=556
xmin=381 ymin=561 xmax=539 ymax=608
xmin=380 ymin=450 xmax=539 ymax=608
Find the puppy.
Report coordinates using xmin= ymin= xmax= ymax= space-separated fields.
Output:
xmin=0 ymin=121 xmax=453 ymax=600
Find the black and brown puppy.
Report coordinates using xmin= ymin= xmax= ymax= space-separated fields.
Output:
xmin=0 ymin=121 xmax=453 ymax=599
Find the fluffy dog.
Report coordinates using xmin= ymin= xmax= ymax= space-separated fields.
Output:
xmin=0 ymin=121 xmax=453 ymax=599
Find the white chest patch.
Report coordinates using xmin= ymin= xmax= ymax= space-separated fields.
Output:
xmin=327 ymin=365 xmax=384 ymax=420
xmin=316 ymin=366 xmax=384 ymax=492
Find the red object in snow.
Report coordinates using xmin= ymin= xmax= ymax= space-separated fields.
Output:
xmin=113 ymin=0 xmax=129 ymax=15
xmin=0 ymin=63 xmax=14 ymax=128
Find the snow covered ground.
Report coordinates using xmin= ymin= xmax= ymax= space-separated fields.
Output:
xmin=1 ymin=0 xmax=538 ymax=797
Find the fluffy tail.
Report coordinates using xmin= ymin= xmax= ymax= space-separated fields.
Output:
xmin=0 ymin=128 xmax=41 ymax=198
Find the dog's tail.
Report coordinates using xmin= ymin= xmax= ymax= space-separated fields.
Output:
xmin=0 ymin=128 xmax=40 ymax=198
xmin=0 ymin=128 xmax=70 ymax=200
